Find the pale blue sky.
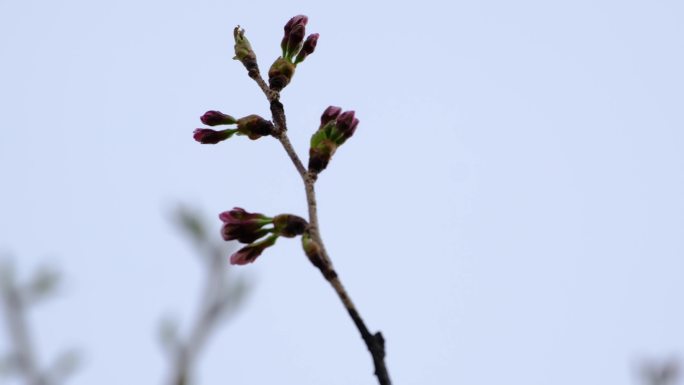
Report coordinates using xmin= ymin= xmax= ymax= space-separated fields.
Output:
xmin=1 ymin=0 xmax=683 ymax=384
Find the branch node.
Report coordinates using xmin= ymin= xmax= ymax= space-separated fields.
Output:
xmin=305 ymin=171 xmax=317 ymax=184
xmin=373 ymin=331 xmax=386 ymax=357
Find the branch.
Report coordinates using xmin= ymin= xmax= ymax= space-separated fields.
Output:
xmin=163 ymin=208 xmax=248 ymax=385
xmin=240 ymin=61 xmax=392 ymax=385
xmin=0 ymin=263 xmax=50 ymax=385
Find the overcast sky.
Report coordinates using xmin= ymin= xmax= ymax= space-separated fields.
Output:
xmin=1 ymin=0 xmax=683 ymax=384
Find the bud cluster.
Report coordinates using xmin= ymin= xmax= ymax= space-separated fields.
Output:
xmin=193 ymin=111 xmax=274 ymax=144
xmin=308 ymin=106 xmax=359 ymax=174
xmin=196 ymin=16 xmax=361 ymax=270
xmin=268 ymin=15 xmax=319 ymax=91
xmin=220 ymin=207 xmax=308 ymax=265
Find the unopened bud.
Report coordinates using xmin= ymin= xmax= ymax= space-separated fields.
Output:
xmin=302 ymin=233 xmax=324 ymax=268
xmin=219 ymin=207 xmax=273 ymax=244
xmin=308 ymin=138 xmax=337 ymax=174
xmin=236 ymin=115 xmax=274 ymax=139
xmin=193 ymin=128 xmax=236 ymax=144
xmin=320 ymin=106 xmax=342 ymax=127
xmin=295 ymin=33 xmax=319 ymax=64
xmin=336 ymin=111 xmax=356 ymax=132
xmin=273 ymin=214 xmax=308 ymax=238
xmin=233 ymin=26 xmax=258 ymax=74
xmin=307 ymin=107 xmax=360 ymax=173
xmin=268 ymin=57 xmax=296 ymax=91
xmin=229 ymin=235 xmax=278 ymax=265
xmin=286 ymin=24 xmax=306 ymax=60
xmin=282 ymin=15 xmax=308 ymax=58
xmin=335 ymin=111 xmax=359 ymax=144
xmin=284 ymin=15 xmax=308 ymax=35
xmin=200 ymin=111 xmax=237 ymax=126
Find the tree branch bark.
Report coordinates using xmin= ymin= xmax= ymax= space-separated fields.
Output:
xmin=240 ymin=63 xmax=392 ymax=385
xmin=1 ymin=275 xmax=49 ymax=385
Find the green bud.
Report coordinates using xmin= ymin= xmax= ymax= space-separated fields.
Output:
xmin=301 ymin=233 xmax=323 ymax=269
xmin=273 ymin=214 xmax=308 ymax=238
xmin=308 ymin=138 xmax=337 ymax=174
xmin=236 ymin=115 xmax=274 ymax=140
xmin=233 ymin=26 xmax=258 ymax=75
xmin=268 ymin=57 xmax=296 ymax=91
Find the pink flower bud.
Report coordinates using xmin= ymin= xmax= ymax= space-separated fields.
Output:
xmin=286 ymin=24 xmax=306 ymax=59
xmin=219 ymin=207 xmax=272 ymax=243
xmin=295 ymin=33 xmax=319 ymax=64
xmin=337 ymin=116 xmax=359 ymax=144
xmin=282 ymin=15 xmax=309 ymax=57
xmin=284 ymin=15 xmax=308 ymax=34
xmin=200 ymin=111 xmax=237 ymax=126
xmin=219 ymin=207 xmax=269 ymax=223
xmin=193 ymin=128 xmax=236 ymax=144
xmin=336 ymin=111 xmax=356 ymax=132
xmin=320 ymin=106 xmax=342 ymax=127
xmin=229 ymin=235 xmax=278 ymax=265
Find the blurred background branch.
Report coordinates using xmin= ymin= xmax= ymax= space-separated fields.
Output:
xmin=0 ymin=259 xmax=79 ymax=385
xmin=161 ymin=205 xmax=251 ymax=385
xmin=641 ymin=358 xmax=680 ymax=385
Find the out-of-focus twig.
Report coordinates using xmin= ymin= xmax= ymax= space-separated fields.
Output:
xmin=641 ymin=358 xmax=680 ymax=385
xmin=0 ymin=259 xmax=78 ymax=385
xmin=161 ymin=205 xmax=250 ymax=385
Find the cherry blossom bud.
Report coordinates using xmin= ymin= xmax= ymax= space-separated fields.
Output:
xmin=273 ymin=214 xmax=308 ymax=238
xmin=219 ymin=207 xmax=273 ymax=244
xmin=308 ymin=138 xmax=337 ymax=174
xmin=284 ymin=15 xmax=308 ymax=35
xmin=336 ymin=111 xmax=356 ymax=132
xmin=320 ymin=106 xmax=342 ymax=127
xmin=219 ymin=207 xmax=270 ymax=224
xmin=286 ymin=24 xmax=306 ymax=60
xmin=200 ymin=111 xmax=237 ymax=126
xmin=193 ymin=128 xmax=236 ymax=144
xmin=307 ymin=107 xmax=360 ymax=174
xmin=229 ymin=235 xmax=278 ymax=265
xmin=268 ymin=57 xmax=296 ymax=91
xmin=295 ymin=34 xmax=319 ymax=64
xmin=236 ymin=115 xmax=274 ymax=139
xmin=302 ymin=233 xmax=324 ymax=268
xmin=281 ymin=15 xmax=308 ymax=58
xmin=335 ymin=112 xmax=359 ymax=144
xmin=233 ymin=26 xmax=258 ymax=74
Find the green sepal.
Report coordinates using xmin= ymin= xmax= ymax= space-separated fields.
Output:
xmin=310 ymin=128 xmax=328 ymax=148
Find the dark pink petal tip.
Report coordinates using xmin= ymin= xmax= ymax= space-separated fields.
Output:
xmin=321 ymin=106 xmax=342 ymax=125
xmin=219 ymin=207 xmax=246 ymax=222
xmin=200 ymin=111 xmax=236 ymax=126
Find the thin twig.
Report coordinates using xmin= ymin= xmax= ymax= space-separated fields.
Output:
xmin=0 ymin=275 xmax=49 ymax=385
xmin=240 ymin=63 xmax=392 ymax=385
xmin=165 ymin=209 xmax=246 ymax=385
xmin=274 ymin=131 xmax=307 ymax=178
xmin=167 ymin=257 xmax=221 ymax=385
